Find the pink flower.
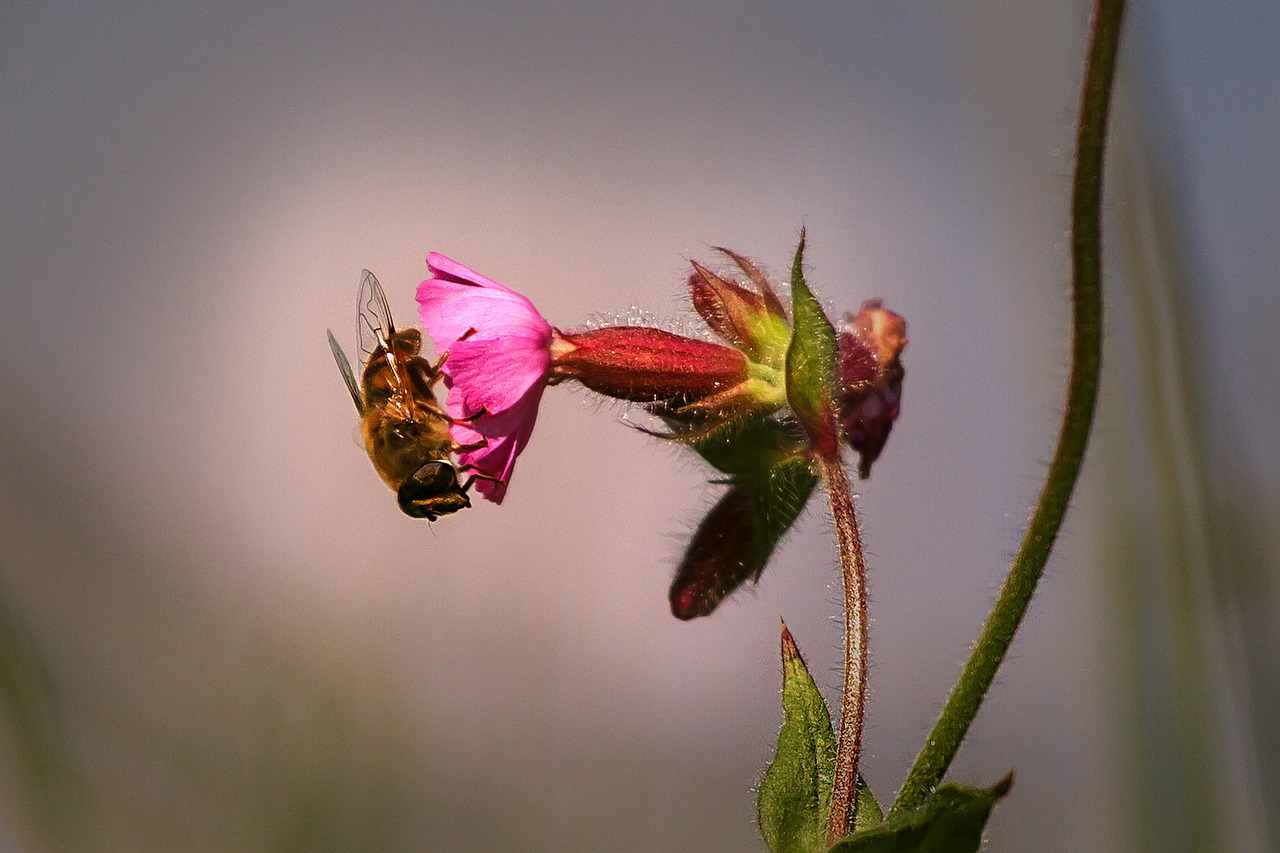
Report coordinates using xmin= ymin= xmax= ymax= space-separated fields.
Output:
xmin=417 ymin=253 xmax=553 ymax=504
xmin=417 ymin=251 xmax=789 ymax=504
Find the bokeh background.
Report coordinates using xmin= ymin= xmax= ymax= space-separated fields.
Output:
xmin=1 ymin=2 xmax=1276 ymax=850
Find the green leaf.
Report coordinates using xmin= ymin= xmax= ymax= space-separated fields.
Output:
xmin=784 ymin=230 xmax=839 ymax=455
xmin=758 ymin=623 xmax=836 ymax=853
xmin=829 ymin=774 xmax=1012 ymax=853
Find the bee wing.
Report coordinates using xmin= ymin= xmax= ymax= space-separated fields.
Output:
xmin=356 ymin=269 xmax=397 ymax=372
xmin=327 ymin=329 xmax=364 ymax=415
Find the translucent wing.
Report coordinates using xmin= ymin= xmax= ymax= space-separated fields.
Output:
xmin=327 ymin=329 xmax=363 ymax=414
xmin=356 ymin=269 xmax=396 ymax=372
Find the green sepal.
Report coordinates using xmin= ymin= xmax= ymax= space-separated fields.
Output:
xmin=749 ymin=310 xmax=798 ymax=374
xmin=686 ymin=415 xmax=818 ymax=556
xmin=828 ymin=774 xmax=1012 ymax=853
xmin=688 ymin=416 xmax=808 ymax=479
xmin=663 ymin=413 xmax=818 ymax=619
xmin=758 ymin=623 xmax=837 ymax=853
xmin=784 ymin=230 xmax=840 ymax=455
xmin=752 ymin=461 xmax=819 ymax=560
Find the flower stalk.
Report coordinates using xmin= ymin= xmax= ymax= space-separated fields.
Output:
xmin=817 ymin=450 xmax=870 ymax=845
xmin=890 ymin=0 xmax=1126 ymax=816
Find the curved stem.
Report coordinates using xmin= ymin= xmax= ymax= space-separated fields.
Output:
xmin=890 ymin=0 xmax=1126 ymax=816
xmin=817 ymin=451 xmax=869 ymax=845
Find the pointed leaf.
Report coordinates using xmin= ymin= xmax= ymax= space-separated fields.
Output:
xmin=758 ymin=623 xmax=836 ymax=853
xmin=828 ymin=774 xmax=1012 ymax=853
xmin=784 ymin=231 xmax=840 ymax=455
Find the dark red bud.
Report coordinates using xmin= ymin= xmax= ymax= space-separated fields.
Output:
xmin=670 ymin=485 xmax=763 ymax=620
xmin=548 ymin=326 xmax=748 ymax=404
xmin=670 ymin=461 xmax=816 ymax=619
xmin=852 ymin=299 xmax=907 ymax=368
xmin=838 ymin=326 xmax=879 ymax=390
xmin=837 ymin=300 xmax=907 ymax=478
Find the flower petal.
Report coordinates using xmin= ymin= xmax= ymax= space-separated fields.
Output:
xmin=416 ymin=252 xmax=554 ymax=504
xmin=443 ymin=332 xmax=552 ymax=418
xmin=450 ymin=380 xmax=546 ymax=504
xmin=419 ymin=254 xmax=550 ymax=349
xmin=427 ymin=252 xmax=511 ymax=290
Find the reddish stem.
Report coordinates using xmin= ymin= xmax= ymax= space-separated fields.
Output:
xmin=817 ymin=451 xmax=869 ymax=845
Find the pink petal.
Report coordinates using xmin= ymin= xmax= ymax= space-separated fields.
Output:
xmin=451 ymin=381 xmax=546 ymax=504
xmin=419 ymin=254 xmax=549 ymax=349
xmin=442 ymin=333 xmax=552 ymax=418
xmin=415 ymin=252 xmax=554 ymax=505
xmin=426 ymin=252 xmax=511 ymax=290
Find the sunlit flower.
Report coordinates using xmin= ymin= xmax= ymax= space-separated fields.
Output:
xmin=419 ymin=252 xmax=793 ymax=503
xmin=415 ymin=239 xmax=906 ymax=630
xmin=417 ymin=253 xmax=553 ymax=504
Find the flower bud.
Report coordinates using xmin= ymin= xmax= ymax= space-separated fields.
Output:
xmin=549 ymin=326 xmax=749 ymax=405
xmin=670 ymin=485 xmax=762 ymax=620
xmin=837 ymin=300 xmax=907 ymax=478
xmin=688 ymin=255 xmax=790 ymax=364
xmin=670 ymin=461 xmax=816 ymax=619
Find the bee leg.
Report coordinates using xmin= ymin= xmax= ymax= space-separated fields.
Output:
xmin=452 ymin=439 xmax=488 ymax=453
xmin=456 ymin=466 xmax=504 ymax=493
xmin=450 ymin=406 xmax=489 ymax=425
xmin=421 ymin=351 xmax=450 ymax=388
xmin=408 ymin=356 xmax=449 ymax=396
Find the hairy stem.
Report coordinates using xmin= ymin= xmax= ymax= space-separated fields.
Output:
xmin=817 ymin=451 xmax=869 ymax=844
xmin=890 ymin=0 xmax=1126 ymax=816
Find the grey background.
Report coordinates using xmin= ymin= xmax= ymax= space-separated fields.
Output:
xmin=1 ymin=2 xmax=1276 ymax=850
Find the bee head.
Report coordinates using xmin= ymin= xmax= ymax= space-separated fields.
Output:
xmin=397 ymin=461 xmax=471 ymax=520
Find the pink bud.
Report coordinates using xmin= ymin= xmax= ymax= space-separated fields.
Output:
xmin=688 ymin=251 xmax=790 ymax=363
xmin=688 ymin=263 xmax=768 ymax=351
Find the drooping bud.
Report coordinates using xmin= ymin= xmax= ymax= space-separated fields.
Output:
xmin=688 ymin=256 xmax=790 ymax=364
xmin=670 ymin=460 xmax=816 ymax=619
xmin=670 ymin=485 xmax=761 ymax=620
xmin=837 ymin=300 xmax=907 ymax=478
xmin=712 ymin=246 xmax=789 ymax=321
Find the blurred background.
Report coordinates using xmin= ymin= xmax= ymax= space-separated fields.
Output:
xmin=1 ymin=1 xmax=1276 ymax=850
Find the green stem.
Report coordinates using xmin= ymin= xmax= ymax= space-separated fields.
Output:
xmin=0 ymin=578 xmax=84 ymax=850
xmin=890 ymin=0 xmax=1126 ymax=816
xmin=817 ymin=451 xmax=869 ymax=845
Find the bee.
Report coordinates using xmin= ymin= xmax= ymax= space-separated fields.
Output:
xmin=327 ymin=270 xmax=492 ymax=520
